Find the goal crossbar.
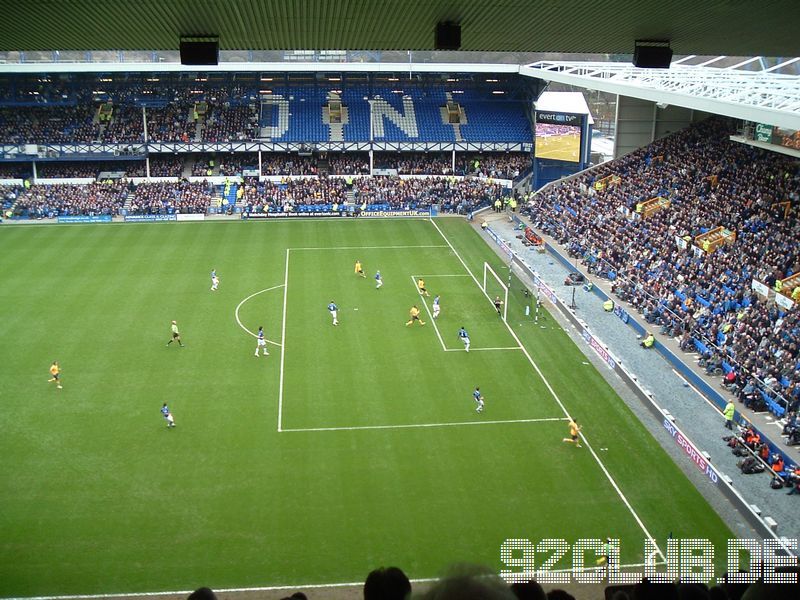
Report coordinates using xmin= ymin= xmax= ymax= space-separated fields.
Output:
xmin=482 ymin=262 xmax=509 ymax=321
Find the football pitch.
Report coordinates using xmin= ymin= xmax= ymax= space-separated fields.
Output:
xmin=0 ymin=217 xmax=732 ymax=597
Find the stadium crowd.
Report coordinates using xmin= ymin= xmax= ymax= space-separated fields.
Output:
xmin=10 ymin=182 xmax=129 ymax=217
xmin=148 ymin=154 xmax=185 ymax=177
xmin=239 ymin=175 xmax=504 ymax=215
xmin=0 ymin=91 xmax=258 ymax=145
xmin=128 ymin=181 xmax=213 ymax=215
xmin=4 ymin=170 xmax=506 ymax=218
xmin=2 ymin=151 xmax=530 ymax=182
xmin=36 ymin=160 xmax=146 ymax=179
xmin=218 ymin=153 xmax=258 ymax=176
xmin=354 ymin=175 xmax=504 ymax=213
xmin=536 ymin=123 xmax=580 ymax=137
xmin=459 ymin=152 xmax=531 ymax=180
xmin=524 ymin=117 xmax=800 ymax=418
xmin=328 ymin=153 xmax=371 ymax=175
xmin=202 ymin=104 xmax=258 ymax=143
xmin=378 ymin=152 xmax=454 ymax=175
xmin=0 ymin=163 xmax=30 ymax=179
xmin=147 ymin=104 xmax=195 ymax=143
xmin=260 ymin=154 xmax=319 ymax=176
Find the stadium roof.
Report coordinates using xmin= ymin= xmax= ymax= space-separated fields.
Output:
xmin=521 ymin=60 xmax=800 ymax=130
xmin=1 ymin=0 xmax=799 ymax=57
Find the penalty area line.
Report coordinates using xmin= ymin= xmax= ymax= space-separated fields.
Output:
xmin=290 ymin=244 xmax=449 ymax=251
xmin=412 ymin=273 xmax=472 ymax=277
xmin=444 ymin=346 xmax=522 ymax=352
xmin=234 ymin=284 xmax=285 ymax=346
xmin=282 ymin=416 xmax=569 ymax=433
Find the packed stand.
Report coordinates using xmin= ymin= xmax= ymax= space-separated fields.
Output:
xmin=459 ymin=152 xmax=531 ymax=180
xmin=376 ymin=152 xmax=453 ymax=175
xmin=524 ymin=117 xmax=800 ymax=416
xmin=260 ymin=154 xmax=318 ymax=176
xmin=10 ymin=182 xmax=129 ymax=217
xmin=327 ymin=153 xmax=370 ymax=175
xmin=146 ymin=104 xmax=195 ymax=143
xmin=102 ymin=105 xmax=145 ymax=143
xmin=202 ymin=104 xmax=257 ymax=142
xmin=128 ymin=181 xmax=213 ymax=215
xmin=240 ymin=175 xmax=503 ymax=215
xmin=0 ymin=163 xmax=30 ymax=179
xmin=218 ymin=153 xmax=258 ymax=176
xmin=0 ymin=106 xmax=99 ymax=144
xmin=192 ymin=156 xmax=214 ymax=177
xmin=37 ymin=160 xmax=146 ymax=179
xmin=240 ymin=177 xmax=349 ymax=213
xmin=353 ymin=176 xmax=503 ymax=213
xmin=148 ymin=155 xmax=185 ymax=177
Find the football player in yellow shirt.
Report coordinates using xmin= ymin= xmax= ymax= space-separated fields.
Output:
xmin=562 ymin=418 xmax=582 ymax=448
xmin=405 ymin=305 xmax=425 ymax=326
xmin=417 ymin=278 xmax=430 ymax=296
xmin=354 ymin=260 xmax=366 ymax=278
xmin=48 ymin=361 xmax=62 ymax=389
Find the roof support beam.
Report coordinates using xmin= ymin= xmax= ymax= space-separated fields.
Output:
xmin=520 ymin=61 xmax=800 ymax=130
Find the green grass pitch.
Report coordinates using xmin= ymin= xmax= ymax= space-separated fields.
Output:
xmin=0 ymin=217 xmax=732 ymax=596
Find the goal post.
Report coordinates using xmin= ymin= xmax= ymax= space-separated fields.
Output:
xmin=482 ymin=262 xmax=509 ymax=321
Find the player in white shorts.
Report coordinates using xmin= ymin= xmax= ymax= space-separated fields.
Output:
xmin=161 ymin=403 xmax=176 ymax=428
xmin=210 ymin=269 xmax=219 ymax=291
xmin=328 ymin=301 xmax=339 ymax=325
xmin=473 ymin=387 xmax=484 ymax=413
xmin=458 ymin=326 xmax=470 ymax=352
xmin=375 ymin=271 xmax=383 ymax=289
xmin=432 ymin=295 xmax=441 ymax=319
xmin=255 ymin=326 xmax=269 ymax=356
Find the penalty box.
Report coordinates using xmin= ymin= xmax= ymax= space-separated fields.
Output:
xmin=411 ymin=273 xmax=519 ymax=352
xmin=278 ymin=245 xmax=553 ymax=432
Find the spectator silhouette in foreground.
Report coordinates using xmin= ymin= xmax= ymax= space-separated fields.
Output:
xmin=364 ymin=566 xmax=412 ymax=600
xmin=187 ymin=588 xmax=217 ymax=600
xmin=417 ymin=564 xmax=515 ymax=599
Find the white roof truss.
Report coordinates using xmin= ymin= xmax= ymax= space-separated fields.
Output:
xmin=520 ymin=60 xmax=800 ymax=130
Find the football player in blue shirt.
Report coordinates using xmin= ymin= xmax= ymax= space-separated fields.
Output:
xmin=432 ymin=295 xmax=441 ymax=319
xmin=161 ymin=403 xmax=176 ymax=428
xmin=210 ymin=269 xmax=219 ymax=291
xmin=328 ymin=301 xmax=339 ymax=326
xmin=375 ymin=270 xmax=383 ymax=289
xmin=458 ymin=326 xmax=470 ymax=352
xmin=473 ymin=387 xmax=484 ymax=413
xmin=255 ymin=325 xmax=269 ymax=357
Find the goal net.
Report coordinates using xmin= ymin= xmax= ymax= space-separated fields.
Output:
xmin=482 ymin=262 xmax=509 ymax=321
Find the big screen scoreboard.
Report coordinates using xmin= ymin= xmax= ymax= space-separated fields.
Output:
xmin=534 ymin=112 xmax=584 ymax=163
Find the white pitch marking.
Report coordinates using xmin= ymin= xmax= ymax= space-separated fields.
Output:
xmin=283 ymin=416 xmax=570 ymax=433
xmin=444 ymin=347 xmax=522 ymax=352
xmin=429 ymin=217 xmax=667 ymax=563
xmin=411 ymin=275 xmax=447 ymax=351
xmin=412 ymin=273 xmax=472 ymax=277
xmin=277 ymin=249 xmax=290 ymax=433
xmin=290 ymin=244 xmax=449 ymax=250
xmin=234 ymin=284 xmax=286 ymax=347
